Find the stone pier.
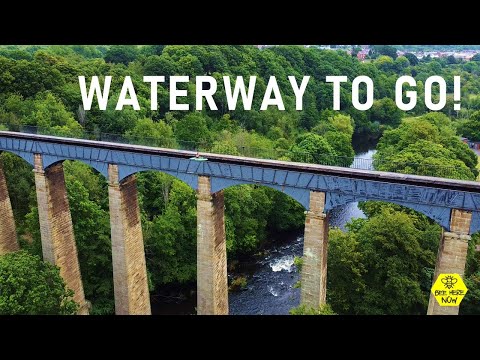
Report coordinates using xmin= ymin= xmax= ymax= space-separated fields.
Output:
xmin=108 ymin=164 xmax=151 ymax=315
xmin=427 ymin=209 xmax=472 ymax=315
xmin=196 ymin=176 xmax=228 ymax=315
xmin=0 ymin=158 xmax=18 ymax=254
xmin=33 ymin=155 xmax=88 ymax=314
xmin=301 ymin=191 xmax=329 ymax=308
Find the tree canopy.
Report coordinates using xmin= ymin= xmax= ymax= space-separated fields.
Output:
xmin=0 ymin=251 xmax=78 ymax=315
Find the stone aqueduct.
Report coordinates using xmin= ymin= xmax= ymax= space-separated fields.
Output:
xmin=0 ymin=131 xmax=479 ymax=315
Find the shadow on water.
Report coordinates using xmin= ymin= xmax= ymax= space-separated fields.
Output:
xmin=150 ymin=283 xmax=196 ymax=315
xmin=151 ymin=138 xmax=377 ymax=315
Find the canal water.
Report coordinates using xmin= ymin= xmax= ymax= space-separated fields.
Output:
xmin=151 ymin=143 xmax=377 ymax=315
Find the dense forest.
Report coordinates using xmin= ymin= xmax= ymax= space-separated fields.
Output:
xmin=0 ymin=45 xmax=478 ymax=315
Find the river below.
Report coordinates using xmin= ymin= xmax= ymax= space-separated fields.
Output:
xmin=151 ymin=144 xmax=377 ymax=315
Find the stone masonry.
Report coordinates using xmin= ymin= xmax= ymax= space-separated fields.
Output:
xmin=33 ymin=155 xmax=88 ymax=314
xmin=301 ymin=191 xmax=329 ymax=308
xmin=196 ymin=176 xmax=228 ymax=315
xmin=427 ymin=209 xmax=472 ymax=315
xmin=108 ymin=164 xmax=151 ymax=315
xmin=0 ymin=158 xmax=18 ymax=254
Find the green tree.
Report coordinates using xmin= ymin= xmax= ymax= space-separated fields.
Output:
xmin=143 ymin=178 xmax=197 ymax=286
xmin=324 ymin=131 xmax=355 ymax=166
xmin=447 ymin=55 xmax=457 ymax=64
xmin=376 ymin=140 xmax=476 ymax=180
xmin=344 ymin=207 xmax=439 ymax=314
xmin=26 ymin=92 xmax=83 ymax=137
xmin=0 ymin=251 xmax=78 ymax=315
xmin=0 ymin=56 xmax=65 ymax=98
xmin=92 ymin=95 xmax=142 ymax=135
xmin=458 ymin=110 xmax=480 ymax=141
xmin=351 ymin=46 xmax=361 ymax=58
xmin=266 ymin=189 xmax=305 ymax=232
xmin=461 ymin=233 xmax=480 ymax=314
xmin=313 ymin=113 xmax=354 ymax=137
xmin=375 ymin=114 xmax=478 ymax=180
xmin=143 ymin=54 xmax=178 ymax=79
xmin=290 ymin=133 xmax=337 ymax=164
xmin=174 ymin=113 xmax=212 ymax=148
xmin=369 ymin=97 xmax=403 ymax=127
xmin=327 ymin=227 xmax=366 ymax=313
xmin=290 ymin=304 xmax=336 ymax=315
xmin=177 ymin=54 xmax=204 ymax=77
xmin=211 ymin=138 xmax=240 ymax=155
xmin=0 ymin=153 xmax=35 ymax=226
xmin=140 ymin=45 xmax=165 ymax=57
xmin=374 ymin=55 xmax=395 ymax=72
xmin=394 ymin=56 xmax=410 ymax=73
xmin=125 ymin=118 xmax=175 ymax=148
xmin=404 ymin=53 xmax=419 ymax=66
xmin=137 ymin=171 xmax=174 ymax=218
xmin=224 ymin=185 xmax=272 ymax=254
xmin=104 ymin=45 xmax=139 ymax=65
xmin=370 ymin=45 xmax=398 ymax=60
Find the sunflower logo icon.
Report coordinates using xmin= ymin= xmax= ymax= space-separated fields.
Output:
xmin=441 ymin=275 xmax=458 ymax=289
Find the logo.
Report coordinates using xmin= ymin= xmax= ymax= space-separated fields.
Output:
xmin=431 ymin=273 xmax=468 ymax=307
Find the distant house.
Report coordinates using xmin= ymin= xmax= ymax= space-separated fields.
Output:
xmin=357 ymin=50 xmax=368 ymax=61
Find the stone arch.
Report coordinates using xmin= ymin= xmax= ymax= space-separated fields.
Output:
xmin=211 ymin=177 xmax=310 ymax=314
xmin=210 ymin=176 xmax=309 ymax=210
xmin=1 ymin=150 xmax=35 ymax=169
xmin=42 ymin=157 xmax=109 ymax=179
xmin=326 ymin=193 xmax=452 ymax=231
xmin=117 ymin=165 xmax=198 ymax=190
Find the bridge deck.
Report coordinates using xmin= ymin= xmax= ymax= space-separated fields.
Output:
xmin=1 ymin=131 xmax=479 ymax=194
